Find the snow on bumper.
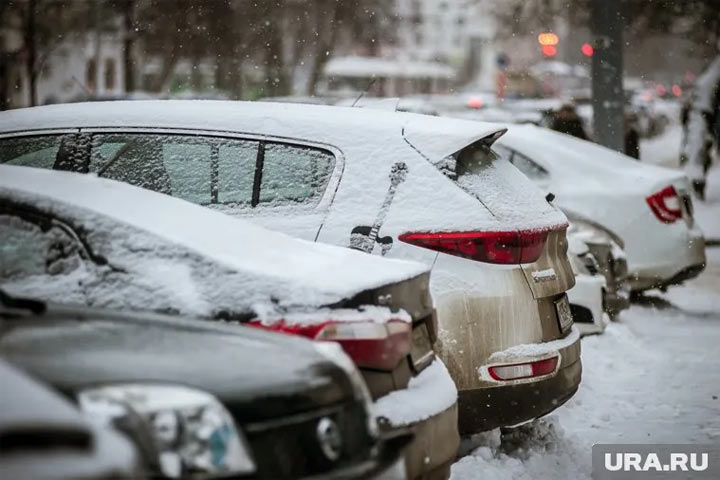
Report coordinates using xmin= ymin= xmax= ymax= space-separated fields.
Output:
xmin=478 ymin=326 xmax=581 ymax=384
xmin=373 ymin=359 xmax=457 ymax=427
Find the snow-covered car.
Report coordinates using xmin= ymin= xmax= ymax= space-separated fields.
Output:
xmin=566 ymin=211 xmax=631 ymax=320
xmin=494 ymin=124 xmax=706 ymax=291
xmin=0 ymin=291 xmax=409 ymax=480
xmin=0 ymin=101 xmax=582 ymax=436
xmin=0 ymin=165 xmax=458 ymax=480
xmin=566 ymin=234 xmax=610 ymax=336
xmin=0 ymin=357 xmax=142 ymax=479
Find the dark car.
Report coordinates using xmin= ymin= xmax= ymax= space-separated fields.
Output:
xmin=0 ymin=357 xmax=142 ymax=479
xmin=0 ymin=165 xmax=458 ymax=480
xmin=0 ymin=292 xmax=409 ymax=479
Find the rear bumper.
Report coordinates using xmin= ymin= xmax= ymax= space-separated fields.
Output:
xmin=456 ymin=332 xmax=582 ymax=435
xmin=398 ymin=404 xmax=459 ymax=480
xmin=626 ymin=223 xmax=706 ymax=291
xmin=630 ymin=262 xmax=706 ymax=291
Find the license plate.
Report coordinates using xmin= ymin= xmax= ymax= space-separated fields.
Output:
xmin=410 ymin=323 xmax=434 ymax=371
xmin=555 ymin=295 xmax=573 ymax=333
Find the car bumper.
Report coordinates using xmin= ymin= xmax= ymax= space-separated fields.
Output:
xmin=627 ymin=223 xmax=706 ymax=291
xmin=456 ymin=330 xmax=582 ymax=435
xmin=374 ymin=359 xmax=460 ymax=480
xmin=568 ymin=273 xmax=608 ymax=336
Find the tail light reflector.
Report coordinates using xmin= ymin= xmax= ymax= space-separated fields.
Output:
xmin=247 ymin=320 xmax=411 ymax=371
xmin=398 ymin=227 xmax=561 ymax=264
xmin=488 ymin=356 xmax=559 ymax=381
xmin=646 ymin=185 xmax=682 ymax=224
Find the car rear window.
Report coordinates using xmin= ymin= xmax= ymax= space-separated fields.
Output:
xmin=434 ymin=142 xmax=560 ymax=226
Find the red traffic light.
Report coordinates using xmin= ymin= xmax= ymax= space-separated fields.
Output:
xmin=541 ymin=45 xmax=557 ymax=57
xmin=581 ymin=43 xmax=594 ymax=57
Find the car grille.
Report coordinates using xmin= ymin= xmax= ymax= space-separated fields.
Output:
xmin=240 ymin=402 xmax=372 ymax=479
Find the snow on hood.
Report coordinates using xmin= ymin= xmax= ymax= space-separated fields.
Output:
xmin=0 ymin=166 xmax=428 ymax=316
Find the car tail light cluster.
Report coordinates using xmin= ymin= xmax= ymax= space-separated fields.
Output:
xmin=398 ymin=226 xmax=562 ymax=265
xmin=247 ymin=320 xmax=411 ymax=371
xmin=487 ymin=357 xmax=559 ymax=381
xmin=646 ymin=185 xmax=682 ymax=224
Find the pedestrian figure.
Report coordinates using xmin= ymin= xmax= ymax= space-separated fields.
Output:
xmin=549 ymin=103 xmax=589 ymax=140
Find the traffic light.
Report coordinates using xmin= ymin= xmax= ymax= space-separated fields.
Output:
xmin=538 ymin=32 xmax=559 ymax=57
xmin=581 ymin=43 xmax=594 ymax=57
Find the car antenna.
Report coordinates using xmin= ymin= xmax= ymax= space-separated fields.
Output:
xmin=351 ymin=76 xmax=378 ymax=107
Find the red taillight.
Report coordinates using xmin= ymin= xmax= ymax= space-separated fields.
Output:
xmin=646 ymin=185 xmax=682 ymax=224
xmin=247 ymin=320 xmax=411 ymax=370
xmin=488 ymin=356 xmax=559 ymax=381
xmin=398 ymin=228 xmax=557 ymax=264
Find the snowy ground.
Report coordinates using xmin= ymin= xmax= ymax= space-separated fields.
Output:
xmin=451 ymin=247 xmax=720 ymax=480
xmin=451 ymin=113 xmax=720 ymax=479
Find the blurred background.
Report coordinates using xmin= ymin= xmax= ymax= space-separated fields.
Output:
xmin=1 ymin=0 xmax=718 ymax=109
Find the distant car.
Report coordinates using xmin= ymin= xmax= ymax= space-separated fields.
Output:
xmin=0 ymin=357 xmax=141 ymax=479
xmin=0 ymin=165 xmax=458 ymax=480
xmin=0 ymin=100 xmax=582 ymax=436
xmin=0 ymin=291 xmax=408 ymax=479
xmin=494 ymin=124 xmax=706 ymax=291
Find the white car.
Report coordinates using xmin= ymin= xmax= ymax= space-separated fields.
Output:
xmin=566 ymin=233 xmax=610 ymax=336
xmin=0 ymin=165 xmax=459 ymax=480
xmin=0 ymin=100 xmax=581 ymax=436
xmin=494 ymin=124 xmax=706 ymax=291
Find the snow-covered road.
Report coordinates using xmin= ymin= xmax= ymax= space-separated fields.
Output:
xmin=451 ymin=248 xmax=720 ymax=480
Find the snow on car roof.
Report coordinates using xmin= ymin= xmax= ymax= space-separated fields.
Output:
xmin=0 ymin=165 xmax=428 ymax=314
xmin=496 ymin=123 xmax=684 ymax=191
xmin=0 ymin=100 xmax=506 ymax=162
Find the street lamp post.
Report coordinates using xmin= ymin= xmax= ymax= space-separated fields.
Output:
xmin=591 ymin=0 xmax=625 ymax=152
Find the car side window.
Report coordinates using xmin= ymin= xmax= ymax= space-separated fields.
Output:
xmin=259 ymin=143 xmax=335 ymax=205
xmin=0 ymin=215 xmax=82 ymax=279
xmin=89 ymin=133 xmax=259 ymax=205
xmin=497 ymin=147 xmax=547 ymax=180
xmin=491 ymin=144 xmax=514 ymax=162
xmin=0 ymin=135 xmax=64 ymax=169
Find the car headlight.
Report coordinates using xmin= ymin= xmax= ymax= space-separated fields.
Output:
xmin=313 ymin=341 xmax=379 ymax=439
xmin=78 ymin=384 xmax=255 ymax=478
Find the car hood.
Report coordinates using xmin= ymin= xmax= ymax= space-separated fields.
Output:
xmin=0 ymin=305 xmax=353 ymax=423
xmin=0 ymin=165 xmax=428 ymax=315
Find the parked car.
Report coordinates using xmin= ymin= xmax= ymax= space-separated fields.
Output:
xmin=566 ymin=233 xmax=610 ymax=335
xmin=0 ymin=290 xmax=408 ymax=479
xmin=493 ymin=124 xmax=706 ymax=291
xmin=565 ymin=211 xmax=631 ymax=320
xmin=0 ymin=165 xmax=459 ymax=480
xmin=0 ymin=101 xmax=582 ymax=435
xmin=0 ymin=356 xmax=142 ymax=479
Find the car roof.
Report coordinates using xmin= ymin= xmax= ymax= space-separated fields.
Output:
xmin=0 ymin=100 xmax=506 ymax=160
xmin=0 ymin=165 xmax=428 ymax=311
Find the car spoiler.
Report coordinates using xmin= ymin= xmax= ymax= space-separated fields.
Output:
xmin=402 ymin=115 xmax=507 ymax=161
